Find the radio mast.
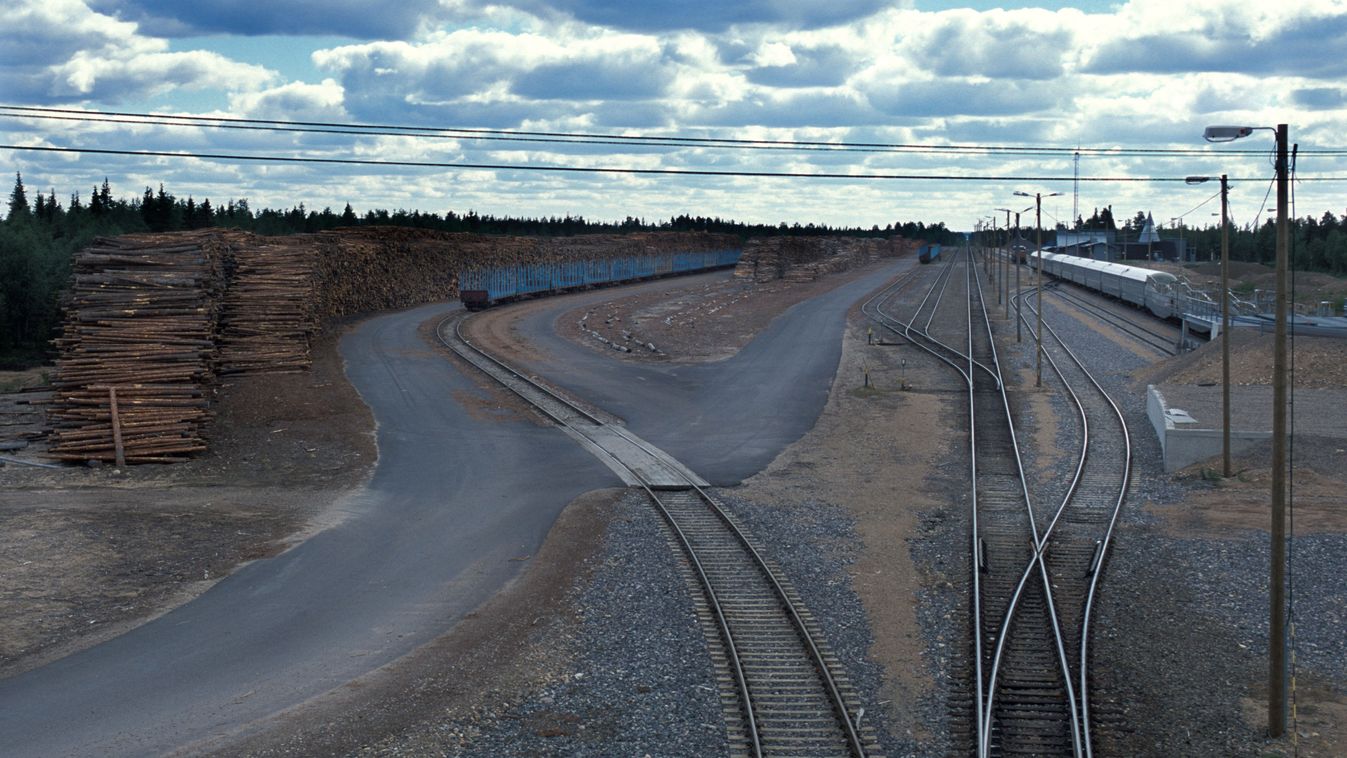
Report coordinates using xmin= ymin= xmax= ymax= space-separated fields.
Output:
xmin=1072 ymin=149 xmax=1080 ymax=228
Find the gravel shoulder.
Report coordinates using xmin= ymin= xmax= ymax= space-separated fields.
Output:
xmin=1012 ymin=285 xmax=1347 ymax=757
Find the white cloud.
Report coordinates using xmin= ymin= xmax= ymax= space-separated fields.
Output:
xmin=2 ymin=0 xmax=275 ymax=103
xmin=229 ymin=79 xmax=347 ymax=121
xmin=7 ymin=0 xmax=1347 ymax=229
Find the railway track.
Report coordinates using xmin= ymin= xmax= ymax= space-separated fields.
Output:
xmin=437 ymin=311 xmax=877 ymax=758
xmin=860 ymin=249 xmax=1136 ymax=755
xmin=968 ymin=260 xmax=1081 ymax=757
xmin=1011 ymin=287 xmax=1134 ymax=758
xmin=1043 ymin=283 xmax=1184 ymax=356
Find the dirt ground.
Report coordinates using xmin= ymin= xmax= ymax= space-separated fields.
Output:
xmin=6 ymin=251 xmax=1343 ymax=755
xmin=1137 ymin=330 xmax=1347 ymax=388
xmin=0 ymin=328 xmax=375 ymax=677
xmin=554 ymin=272 xmax=882 ymax=363
xmin=734 ymin=309 xmax=955 ymax=747
xmin=205 ymin=487 xmax=624 ymax=755
xmin=1133 ymin=260 xmax=1347 ymax=311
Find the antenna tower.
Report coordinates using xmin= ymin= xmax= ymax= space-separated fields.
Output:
xmin=1073 ymin=149 xmax=1080 ymax=229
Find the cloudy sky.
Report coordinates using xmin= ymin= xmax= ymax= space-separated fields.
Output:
xmin=4 ymin=0 xmax=1346 ymax=232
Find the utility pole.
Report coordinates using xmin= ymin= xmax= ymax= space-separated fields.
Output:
xmin=1036 ymin=195 xmax=1044 ymax=387
xmin=1015 ymin=212 xmax=1022 ymax=342
xmin=1003 ymin=210 xmax=1011 ymax=317
xmin=1220 ymin=175 xmax=1231 ymax=478
xmin=1201 ymin=121 xmax=1293 ymax=739
xmin=1016 ymin=190 xmax=1060 ymax=386
xmin=1270 ymin=123 xmax=1290 ymax=738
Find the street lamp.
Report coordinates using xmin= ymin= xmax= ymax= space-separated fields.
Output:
xmin=1205 ymin=123 xmax=1291 ymax=738
xmin=1014 ymin=190 xmax=1064 ymax=387
xmin=1186 ymin=175 xmax=1231 ymax=478
xmin=994 ymin=208 xmax=1015 ymax=315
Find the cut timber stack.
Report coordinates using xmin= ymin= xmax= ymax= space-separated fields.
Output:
xmin=42 ymin=227 xmax=743 ymax=464
xmin=218 ymin=238 xmax=317 ymax=374
xmin=46 ymin=231 xmax=233 ymax=463
xmin=735 ymin=236 xmax=905 ymax=283
xmin=313 ymin=228 xmax=502 ymax=322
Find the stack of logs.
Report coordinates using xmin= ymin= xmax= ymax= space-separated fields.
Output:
xmin=734 ymin=236 xmax=907 ymax=283
xmin=218 ymin=238 xmax=317 ymax=374
xmin=43 ymin=227 xmax=743 ymax=464
xmin=46 ymin=232 xmax=233 ymax=463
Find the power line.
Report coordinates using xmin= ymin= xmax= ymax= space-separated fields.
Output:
xmin=9 ymin=142 xmax=1317 ymax=182
xmin=8 ymin=104 xmax=1345 ymax=157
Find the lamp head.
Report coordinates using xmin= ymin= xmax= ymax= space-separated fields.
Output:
xmin=1013 ymin=191 xmax=1033 ymax=198
xmin=1203 ymin=125 xmax=1255 ymax=143
xmin=1186 ymin=176 xmax=1211 ymax=185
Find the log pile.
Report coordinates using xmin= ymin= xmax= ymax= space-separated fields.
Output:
xmin=218 ymin=238 xmax=318 ymax=374
xmin=311 ymin=228 xmax=740 ymax=322
xmin=45 ymin=231 xmax=232 ymax=463
xmin=43 ymin=227 xmax=743 ymax=463
xmin=734 ymin=236 xmax=905 ymax=283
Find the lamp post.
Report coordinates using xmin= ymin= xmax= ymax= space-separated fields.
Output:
xmin=1186 ymin=175 xmax=1232 ymax=477
xmin=995 ymin=208 xmax=1015 ymax=313
xmin=1015 ymin=190 xmax=1064 ymax=387
xmin=1205 ymin=123 xmax=1291 ymax=738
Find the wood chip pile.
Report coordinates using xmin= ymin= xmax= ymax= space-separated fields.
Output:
xmin=218 ymin=238 xmax=317 ymax=374
xmin=46 ymin=231 xmax=236 ymax=463
xmin=734 ymin=236 xmax=908 ymax=283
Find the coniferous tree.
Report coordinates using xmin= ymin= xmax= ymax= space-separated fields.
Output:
xmin=7 ymin=172 xmax=29 ymax=221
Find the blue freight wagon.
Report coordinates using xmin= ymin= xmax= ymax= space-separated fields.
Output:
xmin=918 ymin=243 xmax=942 ymax=264
xmin=459 ymin=248 xmax=742 ymax=310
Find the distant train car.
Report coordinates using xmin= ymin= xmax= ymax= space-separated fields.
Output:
xmin=917 ymin=243 xmax=942 ymax=264
xmin=459 ymin=248 xmax=742 ymax=310
xmin=1032 ymin=251 xmax=1181 ymax=320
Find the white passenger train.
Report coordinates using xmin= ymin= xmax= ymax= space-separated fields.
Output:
xmin=1029 ymin=251 xmax=1182 ymax=320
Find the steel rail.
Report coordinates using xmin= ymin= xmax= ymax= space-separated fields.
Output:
xmin=441 ymin=308 xmax=870 ymax=757
xmin=1045 ymin=285 xmax=1182 ymax=356
xmin=606 ymin=424 xmax=870 ymax=757
xmin=862 ymin=251 xmax=997 ymax=388
xmin=1013 ymin=288 xmax=1134 ymax=758
xmin=437 ymin=313 xmax=764 ymax=757
xmin=971 ymin=261 xmax=1082 ymax=758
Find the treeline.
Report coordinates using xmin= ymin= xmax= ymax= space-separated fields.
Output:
xmin=0 ymin=172 xmax=956 ymax=368
xmin=1072 ymin=206 xmax=1347 ymax=274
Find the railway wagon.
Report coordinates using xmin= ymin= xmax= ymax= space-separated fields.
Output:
xmin=459 ymin=248 xmax=742 ymax=310
xmin=1032 ymin=251 xmax=1181 ymax=320
xmin=917 ymin=243 xmax=942 ymax=264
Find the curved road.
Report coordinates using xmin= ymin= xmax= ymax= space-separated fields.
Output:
xmin=0 ymin=260 xmax=908 ymax=755
xmin=0 ymin=302 xmax=617 ymax=756
xmin=506 ymin=262 xmax=912 ymax=483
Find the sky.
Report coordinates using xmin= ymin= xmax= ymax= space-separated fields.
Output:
xmin=3 ymin=0 xmax=1347 ymax=233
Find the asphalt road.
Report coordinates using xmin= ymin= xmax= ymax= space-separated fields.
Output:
xmin=0 ymin=260 xmax=907 ymax=755
xmin=507 ymin=260 xmax=912 ymax=484
xmin=0 ymin=301 xmax=617 ymax=757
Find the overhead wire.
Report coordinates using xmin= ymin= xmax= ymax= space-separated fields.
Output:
xmin=8 ymin=104 xmax=1347 ymax=157
xmin=6 ymin=143 xmax=1347 ymax=185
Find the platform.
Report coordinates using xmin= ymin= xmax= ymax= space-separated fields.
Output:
xmin=1146 ymin=383 xmax=1347 ymax=471
xmin=1181 ymin=310 xmax=1347 ymax=338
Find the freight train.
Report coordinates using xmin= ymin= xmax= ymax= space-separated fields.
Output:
xmin=1029 ymin=251 xmax=1182 ymax=319
xmin=459 ymin=248 xmax=742 ymax=310
xmin=918 ymin=243 xmax=942 ymax=264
